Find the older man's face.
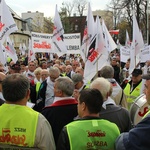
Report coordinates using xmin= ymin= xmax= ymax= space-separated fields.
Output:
xmin=144 ymin=80 xmax=150 ymax=105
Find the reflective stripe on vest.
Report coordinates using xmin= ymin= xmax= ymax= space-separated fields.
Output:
xmin=66 ymin=119 xmax=120 ymax=150
xmin=0 ymin=104 xmax=39 ymax=147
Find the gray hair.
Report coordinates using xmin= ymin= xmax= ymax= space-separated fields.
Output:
xmin=55 ymin=77 xmax=74 ymax=96
xmin=49 ymin=67 xmax=60 ymax=75
xmin=2 ymin=74 xmax=30 ymax=102
xmin=90 ymin=77 xmax=111 ymax=100
xmin=100 ymin=65 xmax=114 ymax=78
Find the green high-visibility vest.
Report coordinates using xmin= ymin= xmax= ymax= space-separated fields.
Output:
xmin=66 ymin=119 xmax=120 ymax=150
xmin=124 ymin=82 xmax=142 ymax=109
xmin=36 ymin=81 xmax=41 ymax=98
xmin=0 ymin=104 xmax=39 ymax=147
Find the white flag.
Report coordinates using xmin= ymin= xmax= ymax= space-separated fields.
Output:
xmin=129 ymin=12 xmax=144 ymax=74
xmin=102 ymin=19 xmax=117 ymax=53
xmin=0 ymin=0 xmax=18 ymax=44
xmin=80 ymin=3 xmax=95 ymax=62
xmin=5 ymin=36 xmax=18 ymax=63
xmin=96 ymin=16 xmax=109 ymax=77
xmin=0 ymin=43 xmax=8 ymax=71
xmin=95 ymin=16 xmax=107 ymax=57
xmin=132 ymin=13 xmax=144 ymax=55
xmin=52 ymin=5 xmax=67 ymax=56
xmin=28 ymin=39 xmax=35 ymax=62
xmin=125 ymin=30 xmax=131 ymax=48
xmin=84 ymin=16 xmax=109 ymax=81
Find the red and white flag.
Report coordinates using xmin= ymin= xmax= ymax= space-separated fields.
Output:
xmin=28 ymin=38 xmax=35 ymax=62
xmin=102 ymin=20 xmax=117 ymax=53
xmin=52 ymin=5 xmax=67 ymax=56
xmin=5 ymin=36 xmax=18 ymax=63
xmin=80 ymin=3 xmax=95 ymax=62
xmin=0 ymin=0 xmax=18 ymax=44
xmin=109 ymin=29 xmax=119 ymax=35
xmin=84 ymin=16 xmax=109 ymax=81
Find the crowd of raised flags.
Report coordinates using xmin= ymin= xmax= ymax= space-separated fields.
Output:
xmin=0 ymin=0 xmax=149 ymax=83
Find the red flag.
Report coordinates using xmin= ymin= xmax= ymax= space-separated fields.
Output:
xmin=109 ymin=29 xmax=119 ymax=35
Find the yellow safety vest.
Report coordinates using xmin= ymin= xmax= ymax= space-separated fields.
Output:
xmin=124 ymin=82 xmax=142 ymax=109
xmin=66 ymin=119 xmax=120 ymax=150
xmin=0 ymin=104 xmax=39 ymax=147
xmin=36 ymin=81 xmax=41 ymax=98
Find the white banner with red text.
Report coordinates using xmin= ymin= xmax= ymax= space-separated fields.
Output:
xmin=31 ymin=32 xmax=81 ymax=54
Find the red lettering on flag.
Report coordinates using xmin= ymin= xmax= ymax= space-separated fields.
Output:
xmin=57 ymin=36 xmax=61 ymax=41
xmin=53 ymin=26 xmax=57 ymax=30
xmin=88 ymin=50 xmax=99 ymax=62
xmin=83 ymin=28 xmax=87 ymax=36
xmin=0 ymin=22 xmax=5 ymax=31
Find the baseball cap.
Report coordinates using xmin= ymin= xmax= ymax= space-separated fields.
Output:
xmin=132 ymin=69 xmax=142 ymax=77
xmin=142 ymin=73 xmax=150 ymax=80
xmin=72 ymin=73 xmax=83 ymax=85
xmin=10 ymin=63 xmax=21 ymax=71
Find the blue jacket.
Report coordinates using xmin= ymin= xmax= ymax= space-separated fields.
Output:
xmin=116 ymin=114 xmax=150 ymax=150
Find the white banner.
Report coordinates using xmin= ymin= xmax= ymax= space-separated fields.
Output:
xmin=140 ymin=45 xmax=150 ymax=63
xmin=31 ymin=32 xmax=53 ymax=53
xmin=120 ymin=46 xmax=130 ymax=63
xmin=31 ymin=32 xmax=80 ymax=54
xmin=64 ymin=33 xmax=80 ymax=54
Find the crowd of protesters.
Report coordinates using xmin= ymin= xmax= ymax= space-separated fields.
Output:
xmin=0 ymin=50 xmax=150 ymax=149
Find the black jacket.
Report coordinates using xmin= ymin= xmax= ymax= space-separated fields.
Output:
xmin=41 ymin=98 xmax=78 ymax=145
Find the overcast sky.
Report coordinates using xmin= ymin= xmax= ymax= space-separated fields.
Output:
xmin=5 ymin=0 xmax=111 ymax=18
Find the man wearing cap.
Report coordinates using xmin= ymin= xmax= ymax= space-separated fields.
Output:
xmin=72 ymin=73 xmax=89 ymax=99
xmin=10 ymin=63 xmax=21 ymax=74
xmin=115 ymin=73 xmax=150 ymax=150
xmin=124 ymin=68 xmax=142 ymax=109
